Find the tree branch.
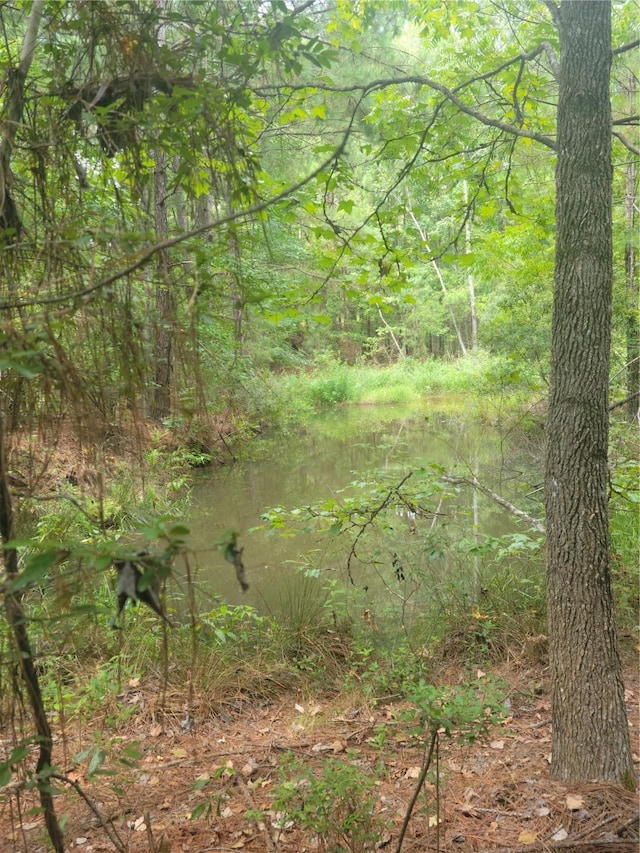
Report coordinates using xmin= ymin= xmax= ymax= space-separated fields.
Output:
xmin=542 ymin=0 xmax=561 ymax=31
xmin=613 ymin=38 xmax=640 ymax=56
xmin=442 ymin=475 xmax=546 ymax=534
xmin=0 ymin=130 xmax=351 ymax=311
xmin=613 ymin=131 xmax=640 ymax=157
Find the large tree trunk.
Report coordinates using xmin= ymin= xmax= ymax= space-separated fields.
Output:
xmin=545 ymin=0 xmax=633 ymax=785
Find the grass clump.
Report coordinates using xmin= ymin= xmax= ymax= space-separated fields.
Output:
xmin=263 ymin=350 xmax=539 ymax=415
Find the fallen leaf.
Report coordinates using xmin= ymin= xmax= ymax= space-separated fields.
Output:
xmin=428 ymin=815 xmax=440 ymax=827
xmin=477 ymin=669 xmax=486 ymax=679
xmin=149 ymin=724 xmax=163 ymax=737
xmin=294 ymin=703 xmax=304 ymax=713
xmin=565 ymin=793 xmax=584 ymax=810
xmin=309 ymin=704 xmax=322 ymax=716
xmin=550 ymin=827 xmax=568 ymax=842
xmin=518 ymin=830 xmax=537 ymax=843
xmin=490 ymin=740 xmax=505 ymax=750
xmin=404 ymin=766 xmax=422 ymax=779
xmin=535 ymin=806 xmax=550 ymax=817
xmin=171 ymin=747 xmax=187 ymax=758
xmin=128 ymin=677 xmax=141 ymax=687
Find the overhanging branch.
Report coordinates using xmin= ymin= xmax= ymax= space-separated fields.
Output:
xmin=0 ymin=130 xmax=351 ymax=311
xmin=443 ymin=475 xmax=546 ymax=534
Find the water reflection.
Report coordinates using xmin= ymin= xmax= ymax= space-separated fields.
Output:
xmin=185 ymin=402 xmax=538 ymax=616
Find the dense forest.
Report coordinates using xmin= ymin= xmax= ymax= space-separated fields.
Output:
xmin=0 ymin=2 xmax=638 ymax=851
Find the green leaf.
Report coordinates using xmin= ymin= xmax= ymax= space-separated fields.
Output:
xmin=190 ymin=801 xmax=209 ymax=820
xmin=167 ymin=523 xmax=190 ymax=538
xmin=7 ymin=551 xmax=60 ymax=593
xmin=87 ymin=748 xmax=106 ymax=777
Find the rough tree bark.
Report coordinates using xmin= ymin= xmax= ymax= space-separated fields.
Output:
xmin=544 ymin=0 xmax=634 ymax=785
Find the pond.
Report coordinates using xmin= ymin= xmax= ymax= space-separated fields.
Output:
xmin=185 ymin=399 xmax=543 ymax=620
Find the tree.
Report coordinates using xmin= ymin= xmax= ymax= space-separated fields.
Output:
xmin=298 ymin=0 xmax=635 ymax=783
xmin=544 ymin=0 xmax=634 ymax=784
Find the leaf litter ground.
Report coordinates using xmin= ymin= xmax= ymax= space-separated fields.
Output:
xmin=1 ymin=660 xmax=638 ymax=853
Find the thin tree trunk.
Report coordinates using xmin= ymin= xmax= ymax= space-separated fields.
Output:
xmin=545 ymin=0 xmax=633 ymax=785
xmin=0 ymin=0 xmax=43 ymax=232
xmin=150 ymin=4 xmax=173 ymax=422
xmin=0 ymin=417 xmax=65 ymax=852
xmin=407 ymin=207 xmax=467 ymax=355
xmin=151 ymin=153 xmax=173 ymax=422
xmin=623 ymin=81 xmax=639 ymax=422
xmin=463 ymin=181 xmax=478 ymax=349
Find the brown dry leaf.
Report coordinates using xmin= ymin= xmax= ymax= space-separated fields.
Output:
xmin=490 ymin=740 xmax=505 ymax=750
xmin=518 ymin=829 xmax=538 ymax=843
xmin=330 ymin=739 xmax=345 ymax=753
xmin=308 ymin=704 xmax=322 ymax=716
xmin=404 ymin=766 xmax=422 ymax=779
xmin=566 ymin=793 xmax=584 ymax=810
xmin=128 ymin=677 xmax=141 ymax=687
xmin=149 ymin=723 xmax=163 ymax=737
xmin=171 ymin=747 xmax=187 ymax=758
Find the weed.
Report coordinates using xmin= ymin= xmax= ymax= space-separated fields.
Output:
xmin=271 ymin=753 xmax=391 ymax=852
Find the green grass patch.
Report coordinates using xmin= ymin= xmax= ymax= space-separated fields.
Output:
xmin=262 ymin=350 xmax=539 ymax=418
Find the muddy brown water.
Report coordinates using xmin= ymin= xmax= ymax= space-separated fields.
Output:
xmin=184 ymin=401 xmax=540 ymax=618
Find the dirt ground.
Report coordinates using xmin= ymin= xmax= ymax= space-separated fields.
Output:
xmin=1 ymin=660 xmax=638 ymax=853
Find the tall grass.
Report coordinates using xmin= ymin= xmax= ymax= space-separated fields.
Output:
xmin=264 ymin=350 xmax=536 ymax=418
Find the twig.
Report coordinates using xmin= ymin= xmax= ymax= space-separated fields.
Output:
xmin=51 ymin=773 xmax=126 ymax=852
xmin=144 ymin=810 xmax=157 ymax=853
xmin=394 ymin=728 xmax=438 ymax=853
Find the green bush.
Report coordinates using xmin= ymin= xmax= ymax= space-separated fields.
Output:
xmin=271 ymin=753 xmax=390 ymax=852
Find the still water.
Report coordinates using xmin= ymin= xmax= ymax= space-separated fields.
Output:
xmin=186 ymin=401 xmax=539 ymax=616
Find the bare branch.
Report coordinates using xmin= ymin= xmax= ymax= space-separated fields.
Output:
xmin=613 ymin=38 xmax=640 ymax=57
xmin=541 ymin=41 xmax=560 ymax=83
xmin=613 ymin=131 xmax=640 ymax=157
xmin=542 ymin=0 xmax=561 ymax=31
xmin=442 ymin=475 xmax=546 ymax=534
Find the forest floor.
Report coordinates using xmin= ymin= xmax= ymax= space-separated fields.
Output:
xmin=2 ymin=659 xmax=638 ymax=853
